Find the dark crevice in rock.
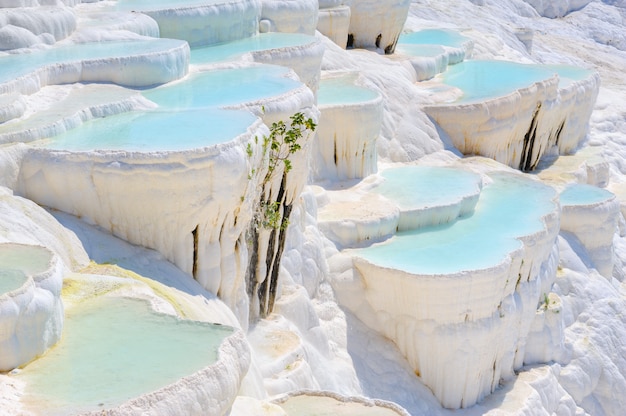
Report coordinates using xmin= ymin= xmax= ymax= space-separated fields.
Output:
xmin=520 ymin=102 xmax=542 ymax=171
xmin=347 ymin=33 xmax=354 ymax=48
xmin=192 ymin=224 xmax=199 ymax=279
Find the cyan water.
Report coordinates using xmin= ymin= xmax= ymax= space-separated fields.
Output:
xmin=144 ymin=65 xmax=302 ymax=108
xmin=318 ymin=76 xmax=379 ymax=105
xmin=355 ymin=173 xmax=556 ymax=274
xmin=560 ymin=183 xmax=614 ymax=206
xmin=542 ymin=64 xmax=594 ymax=88
xmin=371 ymin=166 xmax=481 ymax=210
xmin=191 ymin=33 xmax=315 ymax=64
xmin=16 ymin=296 xmax=234 ymax=415
xmin=442 ymin=60 xmax=557 ymax=103
xmin=398 ymin=29 xmax=470 ymax=47
xmin=44 ymin=107 xmax=256 ymax=152
xmin=0 ymin=244 xmax=51 ymax=294
xmin=0 ymin=39 xmax=185 ymax=86
xmin=394 ymin=43 xmax=446 ymax=58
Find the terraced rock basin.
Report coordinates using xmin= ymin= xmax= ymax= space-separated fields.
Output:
xmin=144 ymin=64 xmax=314 ymax=123
xmin=14 ymin=289 xmax=245 ymax=415
xmin=274 ymin=391 xmax=410 ymax=416
xmin=116 ymin=0 xmax=260 ymax=47
xmin=314 ymin=73 xmax=382 ymax=181
xmin=0 ymin=243 xmax=63 ymax=371
xmin=396 ymin=29 xmax=472 ymax=78
xmin=423 ymin=60 xmax=600 ymax=171
xmin=344 ymin=172 xmax=560 ymax=408
xmin=559 ymin=184 xmax=619 ymax=278
xmin=371 ymin=165 xmax=482 ymax=230
xmin=317 ymin=5 xmax=351 ymax=48
xmin=0 ymin=39 xmax=189 ymax=95
xmin=191 ymin=33 xmax=324 ymax=91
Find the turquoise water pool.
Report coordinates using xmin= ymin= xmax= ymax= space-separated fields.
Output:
xmin=398 ymin=29 xmax=470 ymax=47
xmin=0 ymin=244 xmax=51 ymax=294
xmin=191 ymin=33 xmax=316 ymax=64
xmin=317 ymin=76 xmax=379 ymax=105
xmin=0 ymin=39 xmax=186 ymax=86
xmin=43 ymin=107 xmax=256 ymax=152
xmin=442 ymin=60 xmax=557 ymax=103
xmin=355 ymin=173 xmax=556 ymax=274
xmin=560 ymin=183 xmax=614 ymax=206
xmin=542 ymin=64 xmax=594 ymax=88
xmin=144 ymin=65 xmax=302 ymax=108
xmin=372 ymin=166 xmax=481 ymax=210
xmin=17 ymin=296 xmax=234 ymax=415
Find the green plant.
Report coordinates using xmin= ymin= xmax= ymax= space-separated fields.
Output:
xmin=251 ymin=112 xmax=316 ymax=230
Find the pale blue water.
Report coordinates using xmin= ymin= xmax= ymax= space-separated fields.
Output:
xmin=144 ymin=66 xmax=302 ymax=108
xmin=372 ymin=166 xmax=481 ymax=210
xmin=117 ymin=0 xmax=224 ymax=11
xmin=355 ymin=173 xmax=556 ymax=274
xmin=191 ymin=33 xmax=315 ymax=64
xmin=0 ymin=39 xmax=186 ymax=86
xmin=442 ymin=60 xmax=557 ymax=103
xmin=0 ymin=269 xmax=27 ymax=294
xmin=0 ymin=244 xmax=51 ymax=293
xmin=318 ymin=76 xmax=379 ymax=105
xmin=394 ymin=44 xmax=446 ymax=58
xmin=17 ymin=296 xmax=234 ymax=415
xmin=398 ymin=29 xmax=470 ymax=47
xmin=560 ymin=184 xmax=614 ymax=206
xmin=542 ymin=64 xmax=594 ymax=88
xmin=44 ymin=108 xmax=256 ymax=152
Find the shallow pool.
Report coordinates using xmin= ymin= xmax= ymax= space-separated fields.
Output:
xmin=0 ymin=39 xmax=186 ymax=86
xmin=394 ymin=43 xmax=446 ymax=58
xmin=191 ymin=32 xmax=316 ymax=64
xmin=144 ymin=65 xmax=302 ymax=108
xmin=0 ymin=244 xmax=51 ymax=294
xmin=355 ymin=173 xmax=556 ymax=274
xmin=560 ymin=183 xmax=615 ymax=206
xmin=43 ymin=107 xmax=256 ymax=152
xmin=16 ymin=295 xmax=234 ymax=415
xmin=441 ymin=60 xmax=557 ymax=103
xmin=371 ymin=166 xmax=481 ymax=210
xmin=318 ymin=75 xmax=380 ymax=105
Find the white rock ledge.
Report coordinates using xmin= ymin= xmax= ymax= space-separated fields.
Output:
xmin=314 ymin=73 xmax=383 ymax=181
xmin=0 ymin=243 xmax=64 ymax=371
xmin=559 ymin=184 xmax=620 ymax=278
xmin=0 ymin=39 xmax=189 ymax=96
xmin=317 ymin=5 xmax=351 ymax=48
xmin=117 ymin=0 xmax=261 ymax=47
xmin=333 ymin=172 xmax=561 ymax=409
xmin=423 ymin=65 xmax=600 ymax=171
xmin=16 ymin=119 xmax=269 ymax=324
xmin=272 ymin=389 xmax=411 ymax=415
xmin=348 ymin=0 xmax=410 ymax=53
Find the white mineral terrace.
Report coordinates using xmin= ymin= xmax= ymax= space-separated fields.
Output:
xmin=273 ymin=390 xmax=411 ymax=416
xmin=12 ymin=273 xmax=249 ymax=416
xmin=423 ymin=60 xmax=600 ymax=171
xmin=0 ymin=0 xmax=623 ymax=415
xmin=330 ymin=171 xmax=561 ymax=408
xmin=348 ymin=0 xmax=411 ymax=53
xmin=0 ymin=243 xmax=63 ymax=372
xmin=0 ymin=38 xmax=189 ymax=95
xmin=559 ymin=184 xmax=619 ymax=278
xmin=316 ymin=165 xmax=483 ymax=248
xmin=190 ymin=32 xmax=325 ymax=92
xmin=394 ymin=29 xmax=473 ymax=81
xmin=114 ymin=0 xmax=260 ymax=47
xmin=314 ymin=73 xmax=383 ymax=181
